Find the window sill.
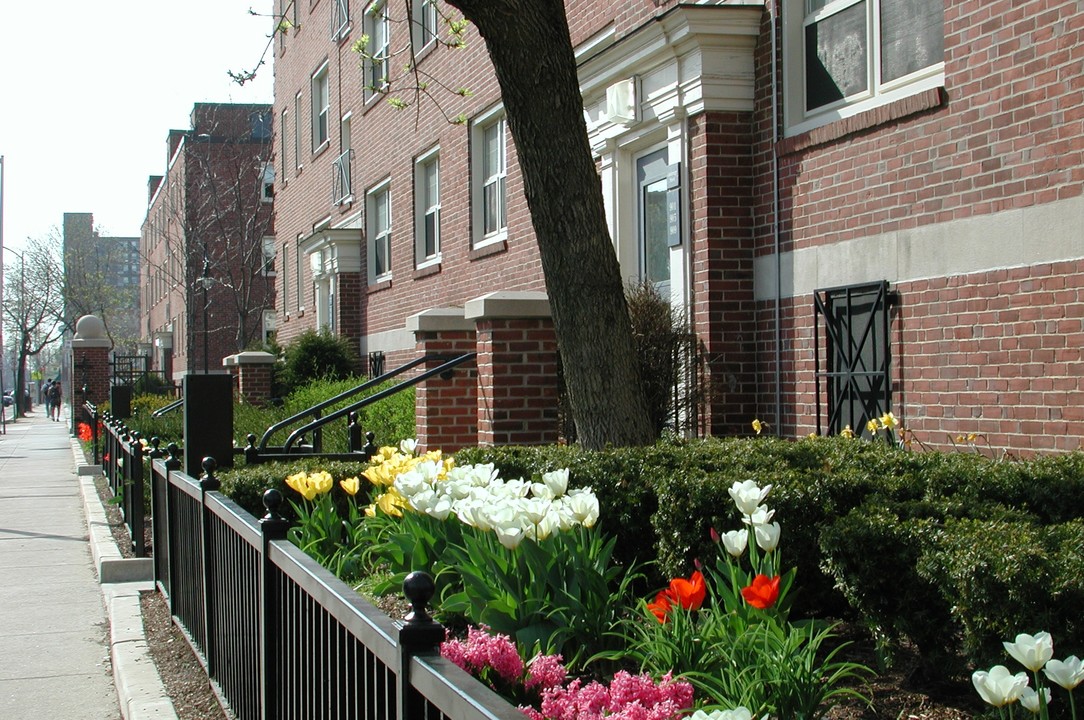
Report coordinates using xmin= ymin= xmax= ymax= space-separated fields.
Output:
xmin=470 ymin=237 xmax=507 ymax=261
xmin=312 ymin=141 xmax=330 ymax=160
xmin=413 ymin=261 xmax=441 ymax=280
xmin=368 ymin=277 xmax=392 ymax=294
xmin=779 ymin=87 xmax=946 ymax=156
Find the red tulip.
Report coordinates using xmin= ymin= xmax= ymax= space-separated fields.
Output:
xmin=647 ymin=591 xmax=672 ymax=623
xmin=669 ymin=571 xmax=706 ymax=611
xmin=741 ymin=574 xmax=781 ymax=610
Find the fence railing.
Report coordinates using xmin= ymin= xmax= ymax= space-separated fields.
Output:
xmin=100 ymin=411 xmax=160 ymax=557
xmin=150 ymin=454 xmax=523 ymax=720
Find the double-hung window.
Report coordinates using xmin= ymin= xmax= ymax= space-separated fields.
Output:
xmin=414 ymin=149 xmax=440 ymax=265
xmin=412 ymin=0 xmax=439 ymax=50
xmin=311 ymin=63 xmax=330 ymax=151
xmin=472 ymin=110 xmax=507 ymax=246
xmin=785 ymin=0 xmax=944 ymax=134
xmin=332 ymin=0 xmax=350 ymax=40
xmin=367 ymin=181 xmax=392 ymax=281
xmin=364 ymin=1 xmax=390 ymax=100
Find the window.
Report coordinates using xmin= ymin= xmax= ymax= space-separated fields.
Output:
xmin=367 ymin=181 xmax=392 ymax=281
xmin=262 ymin=237 xmax=277 ymax=275
xmin=263 ymin=310 xmax=278 ymax=345
xmin=332 ymin=0 xmax=350 ymax=40
xmin=412 ymin=0 xmax=439 ymax=50
xmin=250 ymin=111 xmax=272 ymax=140
xmin=294 ymin=91 xmax=303 ymax=170
xmin=280 ymin=108 xmax=289 ymax=182
xmin=813 ymin=281 xmax=893 ymax=437
xmin=471 ymin=110 xmax=507 ymax=246
xmin=414 ymin=149 xmax=440 ymax=264
xmin=311 ymin=63 xmax=330 ymax=151
xmin=363 ymin=1 xmax=390 ymax=100
xmin=785 ymin=0 xmax=944 ymax=134
xmin=333 ymin=115 xmax=353 ymax=204
xmin=260 ymin=163 xmax=275 ymax=203
xmin=281 ymin=242 xmax=289 ymax=309
xmin=295 ymin=234 xmax=305 ymax=311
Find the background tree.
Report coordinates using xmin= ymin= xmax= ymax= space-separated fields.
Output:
xmin=62 ymin=223 xmax=140 ymax=352
xmin=3 ymin=237 xmax=65 ymax=418
xmin=141 ymin=104 xmax=275 ymax=373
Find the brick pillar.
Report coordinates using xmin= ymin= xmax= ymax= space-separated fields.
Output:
xmin=223 ymin=351 xmax=276 ymax=406
xmin=406 ymin=309 xmax=477 ymax=454
xmin=465 ymin=292 xmax=559 ymax=446
xmin=70 ymin=315 xmax=112 ymax=432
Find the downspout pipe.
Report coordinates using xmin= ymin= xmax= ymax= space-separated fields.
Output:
xmin=770 ymin=0 xmax=783 ymax=436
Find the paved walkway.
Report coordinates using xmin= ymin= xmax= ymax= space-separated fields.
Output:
xmin=0 ymin=411 xmax=176 ymax=720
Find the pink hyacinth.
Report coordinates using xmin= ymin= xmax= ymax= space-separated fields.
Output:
xmin=536 ymin=671 xmax=693 ymax=720
xmin=525 ymin=652 xmax=568 ymax=691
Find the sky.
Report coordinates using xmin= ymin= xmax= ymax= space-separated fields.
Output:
xmin=0 ymin=1 xmax=274 ymax=252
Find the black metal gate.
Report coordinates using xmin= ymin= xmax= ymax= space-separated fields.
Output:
xmin=814 ymin=281 xmax=893 ymax=437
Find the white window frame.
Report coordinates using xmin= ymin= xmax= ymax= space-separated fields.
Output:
xmin=260 ymin=163 xmax=275 ymax=203
xmin=263 ymin=310 xmax=277 ymax=344
xmin=294 ymin=91 xmax=303 ymax=170
xmin=367 ymin=180 xmax=393 ymax=283
xmin=411 ymin=0 xmax=439 ymax=51
xmin=471 ymin=107 xmax=507 ymax=248
xmin=414 ymin=147 xmax=441 ymax=267
xmin=280 ymin=108 xmax=289 ymax=184
xmin=311 ymin=63 xmax=330 ymax=152
xmin=364 ymin=1 xmax=390 ymax=101
xmin=782 ymin=0 xmax=945 ymax=137
xmin=262 ymin=237 xmax=277 ymax=276
xmin=332 ymin=0 xmax=350 ymax=40
xmin=281 ymin=241 xmax=289 ymax=313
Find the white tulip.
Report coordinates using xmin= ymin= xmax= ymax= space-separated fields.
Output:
xmin=729 ymin=480 xmax=772 ymax=515
xmin=742 ymin=505 xmax=775 ymax=527
xmin=1044 ymin=656 xmax=1084 ymax=690
xmin=972 ymin=665 xmax=1029 ymax=707
xmin=399 ymin=438 xmax=418 ymax=455
xmin=539 ymin=468 xmax=569 ymax=498
xmin=1020 ymin=686 xmax=1051 ymax=714
xmin=721 ymin=529 xmax=748 ymax=557
xmin=1004 ymin=632 xmax=1055 ymax=672
xmin=754 ymin=521 xmax=781 ymax=552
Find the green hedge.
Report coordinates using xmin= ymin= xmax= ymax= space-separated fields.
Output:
xmin=458 ymin=439 xmax=1084 ymax=666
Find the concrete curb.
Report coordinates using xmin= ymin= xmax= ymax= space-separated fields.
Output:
xmin=72 ymin=437 xmax=180 ymax=720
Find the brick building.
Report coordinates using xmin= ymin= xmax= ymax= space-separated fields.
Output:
xmin=271 ymin=0 xmax=1084 ymax=455
xmin=140 ymin=103 xmax=277 ymax=380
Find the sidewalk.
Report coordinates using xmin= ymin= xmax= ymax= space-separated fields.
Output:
xmin=0 ymin=411 xmax=177 ymax=720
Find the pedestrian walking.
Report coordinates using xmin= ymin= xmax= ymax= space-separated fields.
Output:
xmin=48 ymin=381 xmax=62 ymax=421
xmin=42 ymin=379 xmax=54 ymax=417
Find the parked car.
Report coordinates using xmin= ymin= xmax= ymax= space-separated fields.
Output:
xmin=2 ymin=392 xmax=13 ymax=407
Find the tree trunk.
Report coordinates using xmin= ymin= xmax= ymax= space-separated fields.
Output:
xmin=446 ymin=0 xmax=655 ymax=449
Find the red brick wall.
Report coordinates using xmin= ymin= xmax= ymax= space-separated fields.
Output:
xmin=475 ymin=319 xmax=559 ymax=446
xmin=414 ymin=330 xmax=478 ymax=453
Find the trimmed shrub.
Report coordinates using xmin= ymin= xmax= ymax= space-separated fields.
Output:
xmin=280 ymin=329 xmax=360 ymax=393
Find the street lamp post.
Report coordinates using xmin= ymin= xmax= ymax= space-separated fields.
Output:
xmin=3 ymin=246 xmax=27 ymax=419
xmin=199 ymin=257 xmax=211 ymax=374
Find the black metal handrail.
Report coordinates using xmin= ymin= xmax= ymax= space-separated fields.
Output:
xmin=151 ymin=397 xmax=185 ymax=417
xmin=281 ymin=353 xmax=476 ymax=451
xmin=256 ymin=354 xmax=463 ymax=452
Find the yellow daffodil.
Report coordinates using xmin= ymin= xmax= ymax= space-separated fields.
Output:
xmin=340 ymin=476 xmax=360 ymax=496
xmin=866 ymin=419 xmax=880 ymax=434
xmin=880 ymin=412 xmax=897 ymax=428
xmin=840 ymin=425 xmax=855 ymax=439
xmin=751 ymin=419 xmax=763 ymax=435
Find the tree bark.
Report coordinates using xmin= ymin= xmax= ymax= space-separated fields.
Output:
xmin=446 ymin=0 xmax=655 ymax=449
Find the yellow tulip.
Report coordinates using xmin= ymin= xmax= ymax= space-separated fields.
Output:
xmin=285 ymin=471 xmax=309 ymax=497
xmin=310 ymin=470 xmax=334 ymax=495
xmin=340 ymin=476 xmax=360 ymax=496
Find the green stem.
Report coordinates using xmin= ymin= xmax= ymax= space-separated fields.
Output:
xmin=1070 ymin=688 xmax=1077 ymax=720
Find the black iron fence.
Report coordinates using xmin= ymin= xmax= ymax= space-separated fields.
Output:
xmin=100 ymin=411 xmax=160 ymax=557
xmin=150 ymin=454 xmax=523 ymax=720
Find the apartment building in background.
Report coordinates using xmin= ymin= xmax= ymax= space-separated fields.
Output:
xmin=140 ymin=103 xmax=277 ymax=380
xmin=271 ymin=0 xmax=1084 ymax=454
xmin=62 ymin=212 xmax=140 ymax=352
